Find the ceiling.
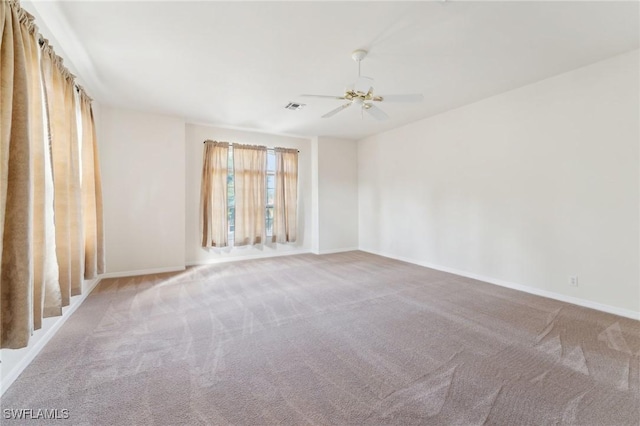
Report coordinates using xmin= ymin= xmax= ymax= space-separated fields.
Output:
xmin=24 ymin=1 xmax=639 ymax=140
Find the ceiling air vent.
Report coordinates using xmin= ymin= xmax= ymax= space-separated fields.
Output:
xmin=284 ymin=102 xmax=306 ymax=111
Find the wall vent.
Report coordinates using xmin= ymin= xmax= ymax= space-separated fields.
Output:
xmin=284 ymin=102 xmax=306 ymax=111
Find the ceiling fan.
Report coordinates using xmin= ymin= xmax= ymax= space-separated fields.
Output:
xmin=301 ymin=49 xmax=423 ymax=120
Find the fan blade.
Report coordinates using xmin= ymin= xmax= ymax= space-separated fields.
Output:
xmin=354 ymin=76 xmax=374 ymax=94
xmin=300 ymin=94 xmax=346 ymax=100
xmin=322 ymin=103 xmax=352 ymax=118
xmin=364 ymin=104 xmax=389 ymax=121
xmin=377 ymin=94 xmax=423 ymax=102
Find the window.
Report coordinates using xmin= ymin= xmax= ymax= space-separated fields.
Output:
xmin=225 ymin=147 xmax=276 ymax=245
xmin=227 ymin=147 xmax=235 ymax=245
xmin=265 ymin=149 xmax=276 ymax=238
xmin=200 ymin=142 xmax=297 ymax=248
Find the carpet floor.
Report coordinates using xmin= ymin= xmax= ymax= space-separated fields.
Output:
xmin=1 ymin=251 xmax=639 ymax=425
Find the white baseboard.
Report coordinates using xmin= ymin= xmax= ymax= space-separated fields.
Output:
xmin=187 ymin=249 xmax=311 ymax=266
xmin=360 ymin=248 xmax=640 ymax=321
xmin=0 ymin=277 xmax=101 ymax=396
xmin=100 ymin=266 xmax=186 ymax=279
xmin=317 ymin=247 xmax=360 ymax=255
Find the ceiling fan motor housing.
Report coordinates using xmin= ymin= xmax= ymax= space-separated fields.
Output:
xmin=351 ymin=49 xmax=368 ymax=62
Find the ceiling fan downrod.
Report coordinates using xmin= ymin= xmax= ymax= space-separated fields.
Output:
xmin=351 ymin=49 xmax=368 ymax=77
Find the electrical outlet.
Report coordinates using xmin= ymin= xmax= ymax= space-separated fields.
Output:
xmin=569 ymin=276 xmax=578 ymax=287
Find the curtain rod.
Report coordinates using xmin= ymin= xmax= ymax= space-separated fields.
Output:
xmin=202 ymin=141 xmax=299 ymax=152
xmin=11 ymin=2 xmax=92 ymax=100
xmin=37 ymin=37 xmax=88 ymax=96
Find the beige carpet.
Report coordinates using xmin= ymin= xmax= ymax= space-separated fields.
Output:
xmin=1 ymin=251 xmax=639 ymax=425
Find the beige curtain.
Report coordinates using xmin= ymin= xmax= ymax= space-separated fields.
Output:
xmin=1 ymin=2 xmax=101 ymax=349
xmin=79 ymin=89 xmax=105 ymax=278
xmin=200 ymin=140 xmax=229 ymax=247
xmin=22 ymin=9 xmax=61 ymax=328
xmin=273 ymin=148 xmax=298 ymax=243
xmin=0 ymin=0 xmax=35 ymax=348
xmin=39 ymin=86 xmax=61 ymax=321
xmin=41 ymin=41 xmax=83 ymax=305
xmin=233 ymin=144 xmax=266 ymax=246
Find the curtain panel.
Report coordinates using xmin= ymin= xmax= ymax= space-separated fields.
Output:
xmin=200 ymin=141 xmax=229 ymax=247
xmin=273 ymin=148 xmax=298 ymax=243
xmin=1 ymin=1 xmax=104 ymax=349
xmin=21 ymin=8 xmax=60 ymax=329
xmin=1 ymin=0 xmax=36 ymax=348
xmin=233 ymin=144 xmax=266 ymax=246
xmin=41 ymin=40 xmax=84 ymax=304
xmin=79 ymin=89 xmax=105 ymax=278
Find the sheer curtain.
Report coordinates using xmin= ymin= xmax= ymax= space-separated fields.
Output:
xmin=41 ymin=41 xmax=84 ymax=304
xmin=233 ymin=144 xmax=266 ymax=246
xmin=273 ymin=148 xmax=298 ymax=243
xmin=79 ymin=89 xmax=105 ymax=278
xmin=200 ymin=141 xmax=229 ymax=247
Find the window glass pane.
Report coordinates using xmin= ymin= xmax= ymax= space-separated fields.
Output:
xmin=266 ymin=188 xmax=275 ymax=206
xmin=266 ymin=174 xmax=275 ymax=189
xmin=266 ymin=206 xmax=274 ymax=237
xmin=228 ymin=207 xmax=235 ymax=232
xmin=228 ymin=148 xmax=235 ymax=241
xmin=228 ymin=175 xmax=235 ymax=206
xmin=267 ymin=151 xmax=275 ymax=171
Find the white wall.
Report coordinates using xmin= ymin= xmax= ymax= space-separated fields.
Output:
xmin=98 ymin=107 xmax=186 ymax=275
xmin=314 ymin=137 xmax=359 ymax=254
xmin=358 ymin=50 xmax=640 ymax=316
xmin=185 ymin=124 xmax=312 ymax=264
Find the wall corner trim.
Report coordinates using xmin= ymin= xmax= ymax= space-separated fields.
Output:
xmin=99 ymin=266 xmax=186 ymax=279
xmin=359 ymin=248 xmax=640 ymax=321
xmin=317 ymin=247 xmax=360 ymax=255
xmin=186 ymin=249 xmax=312 ymax=266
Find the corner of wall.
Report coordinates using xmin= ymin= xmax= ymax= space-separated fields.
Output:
xmin=311 ymin=136 xmax=320 ymax=254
